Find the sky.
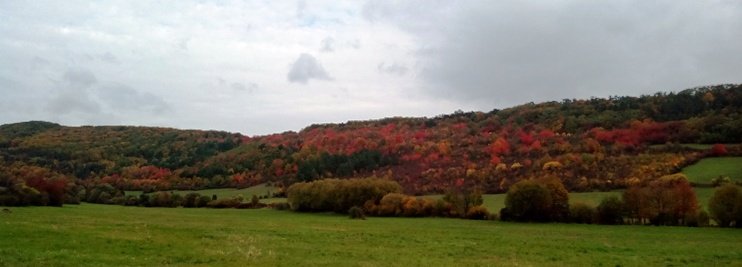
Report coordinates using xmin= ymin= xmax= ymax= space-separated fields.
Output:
xmin=1 ymin=1 xmax=741 ymax=136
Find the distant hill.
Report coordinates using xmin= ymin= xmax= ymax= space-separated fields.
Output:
xmin=1 ymin=84 xmax=740 ymax=200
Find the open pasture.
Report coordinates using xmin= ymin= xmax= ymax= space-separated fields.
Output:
xmin=682 ymin=157 xmax=742 ymax=184
xmin=1 ymin=204 xmax=740 ymax=266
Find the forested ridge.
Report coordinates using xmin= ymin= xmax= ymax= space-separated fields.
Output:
xmin=1 ymin=84 xmax=741 ymax=206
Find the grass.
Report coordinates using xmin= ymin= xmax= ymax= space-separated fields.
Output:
xmin=125 ymin=183 xmax=277 ymax=199
xmin=682 ymin=157 xmax=742 ymax=184
xmin=1 ymin=204 xmax=740 ymax=266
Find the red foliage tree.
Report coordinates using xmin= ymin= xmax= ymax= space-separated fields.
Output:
xmin=711 ymin=144 xmax=728 ymax=156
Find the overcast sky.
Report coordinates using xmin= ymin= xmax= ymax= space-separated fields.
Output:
xmin=1 ymin=1 xmax=740 ymax=135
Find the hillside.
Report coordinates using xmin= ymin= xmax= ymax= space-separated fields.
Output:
xmin=1 ymin=84 xmax=741 ymax=205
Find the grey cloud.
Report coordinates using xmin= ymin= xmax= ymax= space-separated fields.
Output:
xmin=348 ymin=39 xmax=361 ymax=49
xmin=231 ymin=82 xmax=258 ymax=93
xmin=296 ymin=0 xmax=307 ymax=19
xmin=100 ymin=52 xmax=119 ymax=64
xmin=47 ymin=69 xmax=100 ymax=115
xmin=62 ymin=69 xmax=97 ymax=88
xmin=31 ymin=56 xmax=50 ymax=67
xmin=320 ymin=37 xmax=335 ymax=52
xmin=365 ymin=1 xmax=742 ymax=107
xmin=46 ymin=69 xmax=169 ymax=118
xmin=97 ymin=84 xmax=171 ymax=114
xmin=378 ymin=62 xmax=408 ymax=76
xmin=47 ymin=93 xmax=101 ymax=114
xmin=178 ymin=38 xmax=190 ymax=50
xmin=287 ymin=53 xmax=332 ymax=84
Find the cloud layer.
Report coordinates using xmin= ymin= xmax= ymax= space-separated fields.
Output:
xmin=1 ymin=1 xmax=740 ymax=135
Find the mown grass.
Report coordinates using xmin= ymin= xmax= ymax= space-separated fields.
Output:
xmin=1 ymin=204 xmax=740 ymax=266
xmin=682 ymin=157 xmax=742 ymax=184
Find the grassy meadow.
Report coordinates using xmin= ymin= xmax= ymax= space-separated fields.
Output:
xmin=1 ymin=204 xmax=741 ymax=267
xmin=682 ymin=157 xmax=742 ymax=184
xmin=125 ymin=183 xmax=278 ymax=199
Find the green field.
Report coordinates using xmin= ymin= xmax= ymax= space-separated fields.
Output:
xmin=1 ymin=204 xmax=740 ymax=267
xmin=125 ymin=183 xmax=278 ymax=199
xmin=682 ymin=157 xmax=742 ymax=184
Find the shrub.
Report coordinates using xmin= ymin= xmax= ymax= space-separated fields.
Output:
xmin=171 ymin=193 xmax=184 ymax=207
xmin=196 ymin=195 xmax=212 ymax=208
xmin=207 ymin=197 xmax=241 ymax=208
xmin=123 ymin=195 xmax=139 ymax=206
xmin=503 ymin=180 xmax=553 ymax=222
xmin=444 ymin=187 xmax=483 ymax=217
xmin=433 ymin=199 xmax=452 ymax=217
xmin=86 ymin=184 xmax=119 ymax=204
xmin=402 ymin=196 xmax=425 ymax=217
xmin=465 ymin=205 xmax=490 ymax=220
xmin=138 ymin=194 xmax=151 ymax=207
xmin=686 ymin=209 xmax=711 ymax=227
xmin=596 ymin=196 xmax=624 ymax=225
xmin=569 ymin=202 xmax=595 ymax=224
xmin=378 ymin=193 xmax=405 ymax=216
xmin=348 ymin=206 xmax=366 ymax=220
xmin=710 ymin=144 xmax=728 ymax=156
xmin=711 ymin=176 xmax=733 ymax=187
xmin=287 ymin=177 xmax=402 ymax=213
xmin=420 ymin=198 xmax=436 ymax=217
xmin=537 ymin=176 xmax=570 ymax=221
xmin=270 ymin=202 xmax=291 ymax=210
xmin=149 ymin=192 xmax=177 ymax=207
xmin=183 ymin=193 xmax=202 ymax=208
xmin=708 ymin=184 xmax=741 ymax=227
xmin=697 ymin=209 xmax=710 ymax=227
xmin=0 ymin=195 xmax=19 ymax=206
xmin=111 ymin=196 xmax=125 ymax=205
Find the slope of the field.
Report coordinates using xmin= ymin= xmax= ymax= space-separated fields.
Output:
xmin=682 ymin=157 xmax=742 ymax=184
xmin=125 ymin=184 xmax=280 ymax=202
xmin=1 ymin=204 xmax=740 ymax=267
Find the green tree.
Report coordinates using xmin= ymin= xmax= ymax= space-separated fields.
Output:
xmin=596 ymin=196 xmax=624 ymax=225
xmin=502 ymin=180 xmax=552 ymax=222
xmin=708 ymin=184 xmax=741 ymax=227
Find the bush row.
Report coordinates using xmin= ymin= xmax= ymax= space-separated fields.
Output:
xmin=501 ymin=174 xmax=741 ymax=227
xmin=287 ymin=177 xmax=402 ymax=212
xmin=358 ymin=193 xmax=491 ymax=220
xmin=287 ymin=177 xmax=492 ymax=220
xmin=110 ymin=191 xmax=270 ymax=209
